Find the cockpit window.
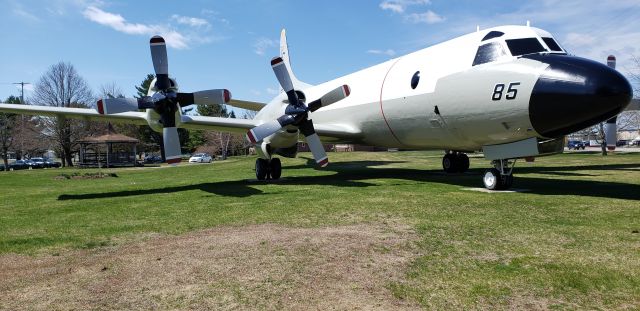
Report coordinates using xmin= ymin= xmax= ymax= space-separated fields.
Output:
xmin=542 ymin=37 xmax=563 ymax=52
xmin=472 ymin=42 xmax=507 ymax=66
xmin=505 ymin=38 xmax=547 ymax=56
xmin=482 ymin=31 xmax=504 ymax=42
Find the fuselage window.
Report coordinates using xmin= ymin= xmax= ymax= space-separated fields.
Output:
xmin=411 ymin=71 xmax=420 ymax=89
xmin=506 ymin=38 xmax=547 ymax=56
xmin=482 ymin=31 xmax=505 ymax=42
xmin=472 ymin=42 xmax=507 ymax=66
xmin=542 ymin=37 xmax=563 ymax=52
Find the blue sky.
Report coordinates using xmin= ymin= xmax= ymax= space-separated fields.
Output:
xmin=1 ymin=0 xmax=639 ymax=110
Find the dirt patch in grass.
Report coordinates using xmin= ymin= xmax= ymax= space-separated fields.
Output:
xmin=0 ymin=223 xmax=420 ymax=310
xmin=53 ymin=172 xmax=118 ymax=180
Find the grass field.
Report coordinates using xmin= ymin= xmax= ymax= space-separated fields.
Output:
xmin=0 ymin=151 xmax=639 ymax=309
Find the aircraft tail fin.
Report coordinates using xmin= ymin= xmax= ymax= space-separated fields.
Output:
xmin=280 ymin=29 xmax=313 ymax=90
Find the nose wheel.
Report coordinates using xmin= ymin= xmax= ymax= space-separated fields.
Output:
xmin=482 ymin=159 xmax=515 ymax=190
xmin=255 ymin=158 xmax=282 ymax=180
xmin=442 ymin=152 xmax=470 ymax=173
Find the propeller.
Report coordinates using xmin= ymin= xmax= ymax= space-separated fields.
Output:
xmin=149 ymin=36 xmax=181 ymax=164
xmin=246 ymin=56 xmax=351 ymax=167
xmin=95 ymin=35 xmax=232 ymax=164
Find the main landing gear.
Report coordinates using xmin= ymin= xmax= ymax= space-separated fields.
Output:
xmin=255 ymin=158 xmax=282 ymax=180
xmin=442 ymin=152 xmax=470 ymax=173
xmin=482 ymin=159 xmax=515 ymax=190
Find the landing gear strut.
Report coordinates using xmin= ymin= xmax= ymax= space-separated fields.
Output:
xmin=442 ymin=152 xmax=470 ymax=173
xmin=483 ymin=159 xmax=515 ymax=190
xmin=255 ymin=158 xmax=282 ymax=180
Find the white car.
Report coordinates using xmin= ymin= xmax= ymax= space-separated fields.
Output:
xmin=188 ymin=153 xmax=213 ymax=163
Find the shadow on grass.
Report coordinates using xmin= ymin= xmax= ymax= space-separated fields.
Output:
xmin=58 ymin=159 xmax=640 ymax=201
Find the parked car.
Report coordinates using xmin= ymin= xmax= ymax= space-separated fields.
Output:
xmin=567 ymin=140 xmax=585 ymax=150
xmin=189 ymin=153 xmax=213 ymax=163
xmin=43 ymin=158 xmax=62 ymax=168
xmin=29 ymin=158 xmax=46 ymax=169
xmin=0 ymin=163 xmax=5 ymax=171
xmin=144 ymin=155 xmax=163 ymax=164
xmin=8 ymin=160 xmax=30 ymax=170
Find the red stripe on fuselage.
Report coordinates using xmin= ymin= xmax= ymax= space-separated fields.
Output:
xmin=379 ymin=59 xmax=403 ymax=145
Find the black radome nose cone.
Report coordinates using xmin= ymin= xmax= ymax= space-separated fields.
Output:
xmin=526 ymin=54 xmax=632 ymax=138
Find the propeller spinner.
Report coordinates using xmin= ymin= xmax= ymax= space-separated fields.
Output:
xmin=246 ymin=57 xmax=351 ymax=167
xmin=96 ymin=35 xmax=232 ymax=164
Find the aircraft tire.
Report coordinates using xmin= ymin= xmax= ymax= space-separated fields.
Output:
xmin=456 ymin=153 xmax=470 ymax=173
xmin=269 ymin=158 xmax=282 ymax=180
xmin=256 ymin=158 xmax=268 ymax=180
xmin=483 ymin=168 xmax=501 ymax=190
xmin=442 ymin=153 xmax=458 ymax=173
xmin=500 ymin=173 xmax=514 ymax=189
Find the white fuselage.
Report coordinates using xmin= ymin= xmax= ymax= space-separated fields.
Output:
xmin=254 ymin=26 xmax=564 ymax=151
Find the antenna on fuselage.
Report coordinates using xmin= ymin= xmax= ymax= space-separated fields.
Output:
xmin=526 ymin=20 xmax=531 ymax=27
xmin=476 ymin=25 xmax=480 ymax=32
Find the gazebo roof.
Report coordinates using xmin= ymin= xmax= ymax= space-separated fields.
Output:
xmin=78 ymin=123 xmax=139 ymax=144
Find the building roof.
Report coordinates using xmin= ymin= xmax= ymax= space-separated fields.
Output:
xmin=78 ymin=123 xmax=139 ymax=144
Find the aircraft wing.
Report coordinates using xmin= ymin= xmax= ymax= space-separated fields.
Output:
xmin=179 ymin=115 xmax=258 ymax=133
xmin=0 ymin=103 xmax=260 ymax=134
xmin=227 ymin=99 xmax=266 ymax=111
xmin=0 ymin=103 xmax=148 ymax=125
xmin=314 ymin=123 xmax=363 ymax=142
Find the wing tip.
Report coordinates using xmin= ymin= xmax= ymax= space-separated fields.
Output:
xmin=271 ymin=57 xmax=284 ymax=66
xmin=150 ymin=36 xmax=165 ymax=45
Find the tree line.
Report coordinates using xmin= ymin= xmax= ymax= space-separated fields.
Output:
xmin=0 ymin=62 xmax=251 ymax=168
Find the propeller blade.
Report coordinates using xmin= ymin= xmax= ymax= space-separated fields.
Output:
xmin=271 ymin=57 xmax=300 ymax=106
xmin=163 ymin=127 xmax=182 ymax=164
xmin=299 ymin=119 xmax=328 ymax=167
xmin=97 ymin=98 xmax=141 ymax=114
xmin=271 ymin=57 xmax=294 ymax=92
xmin=176 ymin=89 xmax=231 ymax=107
xmin=307 ymin=85 xmax=351 ymax=112
xmin=150 ymin=36 xmax=170 ymax=91
xmin=246 ymin=115 xmax=296 ymax=143
xmin=605 ymin=116 xmax=617 ymax=150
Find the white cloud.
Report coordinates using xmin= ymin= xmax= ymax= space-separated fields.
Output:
xmin=367 ymin=49 xmax=396 ymax=56
xmin=266 ymin=87 xmax=279 ymax=95
xmin=170 ymin=15 xmax=210 ymax=28
xmin=254 ymin=37 xmax=277 ymax=56
xmin=12 ymin=4 xmax=41 ymax=23
xmin=404 ymin=10 xmax=445 ymax=24
xmin=379 ymin=0 xmax=431 ymax=14
xmin=82 ymin=6 xmax=189 ymax=49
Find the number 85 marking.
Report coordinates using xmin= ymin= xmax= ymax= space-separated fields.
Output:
xmin=492 ymin=82 xmax=520 ymax=101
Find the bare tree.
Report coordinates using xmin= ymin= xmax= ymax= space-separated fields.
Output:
xmin=99 ymin=82 xmax=125 ymax=99
xmin=31 ymin=62 xmax=95 ymax=166
xmin=243 ymin=109 xmax=257 ymax=120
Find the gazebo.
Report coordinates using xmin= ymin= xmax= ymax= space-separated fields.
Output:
xmin=78 ymin=124 xmax=139 ymax=168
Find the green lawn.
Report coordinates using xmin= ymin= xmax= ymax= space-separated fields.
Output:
xmin=1 ymin=151 xmax=639 ymax=309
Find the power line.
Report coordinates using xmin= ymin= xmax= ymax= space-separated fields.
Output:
xmin=12 ymin=82 xmax=31 ymax=104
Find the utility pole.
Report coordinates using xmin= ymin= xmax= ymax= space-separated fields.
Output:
xmin=13 ymin=81 xmax=30 ymax=160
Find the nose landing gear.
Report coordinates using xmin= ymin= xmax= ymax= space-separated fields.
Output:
xmin=482 ymin=159 xmax=515 ymax=190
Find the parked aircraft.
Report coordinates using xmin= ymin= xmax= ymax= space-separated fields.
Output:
xmin=0 ymin=25 xmax=633 ymax=190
